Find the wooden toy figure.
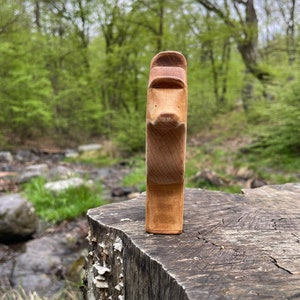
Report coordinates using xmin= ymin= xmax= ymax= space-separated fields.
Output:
xmin=146 ymin=51 xmax=188 ymax=234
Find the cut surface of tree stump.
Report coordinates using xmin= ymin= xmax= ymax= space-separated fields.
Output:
xmin=84 ymin=183 xmax=300 ymax=300
xmin=146 ymin=51 xmax=188 ymax=234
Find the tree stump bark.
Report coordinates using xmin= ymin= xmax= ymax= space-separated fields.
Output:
xmin=83 ymin=183 xmax=300 ymax=299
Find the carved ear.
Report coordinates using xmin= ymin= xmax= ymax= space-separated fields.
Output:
xmin=150 ymin=51 xmax=187 ymax=69
xmin=148 ymin=51 xmax=187 ymax=89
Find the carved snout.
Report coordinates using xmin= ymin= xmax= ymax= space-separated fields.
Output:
xmin=151 ymin=112 xmax=180 ymax=130
xmin=147 ymin=88 xmax=187 ymax=127
xmin=156 ymin=112 xmax=180 ymax=123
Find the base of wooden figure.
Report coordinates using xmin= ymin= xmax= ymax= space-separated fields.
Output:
xmin=146 ymin=182 xmax=184 ymax=234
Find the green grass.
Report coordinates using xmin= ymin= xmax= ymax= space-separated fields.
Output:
xmin=23 ymin=177 xmax=105 ymax=223
xmin=185 ymin=146 xmax=242 ymax=193
xmin=121 ymin=109 xmax=299 ymax=195
xmin=64 ymin=152 xmax=117 ymax=167
xmin=237 ymin=149 xmax=300 ymax=184
xmin=122 ymin=156 xmax=146 ymax=192
xmin=122 ymin=151 xmax=243 ymax=194
xmin=0 ymin=282 xmax=81 ymax=300
xmin=0 ymin=288 xmax=46 ymax=300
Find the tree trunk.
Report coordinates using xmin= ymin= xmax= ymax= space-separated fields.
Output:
xmin=241 ymin=69 xmax=254 ymax=112
xmin=196 ymin=0 xmax=272 ymax=92
xmin=220 ymin=37 xmax=231 ymax=104
xmin=157 ymin=0 xmax=164 ymax=51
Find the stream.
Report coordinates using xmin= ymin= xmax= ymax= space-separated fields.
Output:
xmin=0 ymin=147 xmax=141 ymax=298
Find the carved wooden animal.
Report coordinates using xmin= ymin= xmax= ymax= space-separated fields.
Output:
xmin=146 ymin=51 xmax=188 ymax=234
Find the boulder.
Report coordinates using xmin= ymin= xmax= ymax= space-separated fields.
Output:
xmin=78 ymin=144 xmax=102 ymax=153
xmin=190 ymin=169 xmax=225 ymax=187
xmin=15 ymin=150 xmax=39 ymax=162
xmin=0 ymin=194 xmax=38 ymax=242
xmin=0 ymin=152 xmax=13 ymax=163
xmin=44 ymin=177 xmax=93 ymax=193
xmin=26 ymin=164 xmax=49 ymax=173
xmin=16 ymin=163 xmax=49 ymax=183
xmin=11 ymin=220 xmax=88 ymax=298
xmin=247 ymin=177 xmax=267 ymax=189
xmin=65 ymin=149 xmax=79 ymax=158
xmin=235 ymin=166 xmax=255 ymax=180
xmin=47 ymin=165 xmax=76 ymax=180
xmin=11 ymin=236 xmax=68 ymax=297
xmin=0 ymin=244 xmax=15 ymax=290
xmin=111 ymin=186 xmax=139 ymax=197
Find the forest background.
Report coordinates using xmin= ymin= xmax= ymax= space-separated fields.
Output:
xmin=0 ymin=0 xmax=299 ymax=171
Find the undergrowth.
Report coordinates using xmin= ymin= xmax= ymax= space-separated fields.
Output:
xmin=23 ymin=177 xmax=104 ymax=223
xmin=0 ymin=282 xmax=81 ymax=300
xmin=122 ymin=156 xmax=146 ymax=192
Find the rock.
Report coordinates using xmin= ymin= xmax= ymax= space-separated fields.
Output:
xmin=0 ymin=194 xmax=38 ymax=242
xmin=0 ymin=151 xmax=13 ymax=163
xmin=15 ymin=150 xmax=39 ymax=162
xmin=44 ymin=177 xmax=93 ymax=193
xmin=78 ymin=144 xmax=103 ymax=161
xmin=0 ymin=149 xmax=146 ymax=297
xmin=0 ymin=164 xmax=13 ymax=172
xmin=16 ymin=163 xmax=49 ymax=183
xmin=246 ymin=177 xmax=267 ymax=189
xmin=190 ymin=169 xmax=225 ymax=187
xmin=48 ymin=165 xmax=76 ymax=180
xmin=0 ymin=244 xmax=16 ymax=290
xmin=0 ymin=172 xmax=18 ymax=193
xmin=78 ymin=144 xmax=102 ymax=153
xmin=26 ymin=164 xmax=49 ymax=173
xmin=127 ymin=192 xmax=141 ymax=200
xmin=11 ymin=219 xmax=88 ymax=298
xmin=235 ymin=166 xmax=254 ymax=180
xmin=11 ymin=236 xmax=67 ymax=297
xmin=65 ymin=149 xmax=79 ymax=158
xmin=111 ymin=186 xmax=138 ymax=197
xmin=91 ymin=168 xmax=111 ymax=181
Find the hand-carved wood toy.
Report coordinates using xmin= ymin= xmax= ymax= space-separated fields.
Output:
xmin=146 ymin=51 xmax=188 ymax=234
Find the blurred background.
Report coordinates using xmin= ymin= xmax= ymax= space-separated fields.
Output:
xmin=0 ymin=0 xmax=299 ymax=184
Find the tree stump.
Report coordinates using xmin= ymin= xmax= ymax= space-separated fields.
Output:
xmin=83 ymin=183 xmax=300 ymax=299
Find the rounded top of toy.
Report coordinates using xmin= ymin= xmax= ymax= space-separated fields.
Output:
xmin=149 ymin=51 xmax=187 ymax=89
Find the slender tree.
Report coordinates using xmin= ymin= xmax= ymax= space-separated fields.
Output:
xmin=195 ymin=0 xmax=271 ymax=82
xmin=276 ymin=0 xmax=297 ymax=66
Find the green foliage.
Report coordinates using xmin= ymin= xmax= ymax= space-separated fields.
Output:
xmin=185 ymin=146 xmax=239 ymax=192
xmin=0 ymin=288 xmax=47 ymax=300
xmin=0 ymin=282 xmax=81 ymax=300
xmin=234 ymin=79 xmax=300 ymax=184
xmin=0 ymin=34 xmax=53 ymax=140
xmin=23 ymin=177 xmax=104 ymax=223
xmin=112 ymin=108 xmax=146 ymax=153
xmin=65 ymin=150 xmax=117 ymax=167
xmin=247 ymin=79 xmax=300 ymax=158
xmin=191 ymin=178 xmax=241 ymax=194
xmin=0 ymin=0 xmax=299 ymax=159
xmin=122 ymin=156 xmax=146 ymax=192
